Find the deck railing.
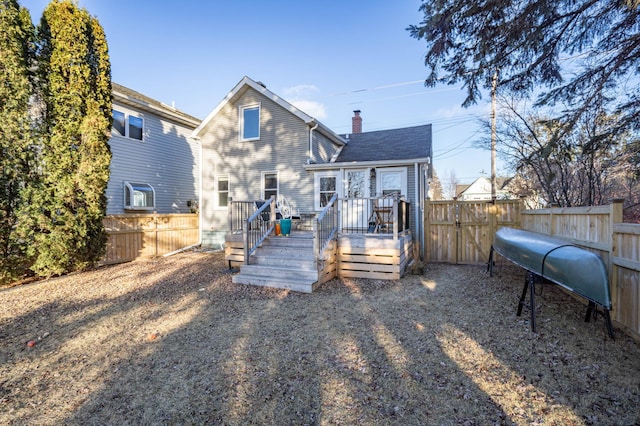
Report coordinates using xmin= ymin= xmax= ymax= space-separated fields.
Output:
xmin=228 ymin=194 xmax=409 ymax=264
xmin=228 ymin=196 xmax=276 ymax=264
xmin=339 ymin=195 xmax=410 ymax=238
xmin=314 ymin=193 xmax=339 ymax=259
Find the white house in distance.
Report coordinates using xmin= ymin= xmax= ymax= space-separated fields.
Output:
xmin=456 ymin=176 xmax=516 ymax=201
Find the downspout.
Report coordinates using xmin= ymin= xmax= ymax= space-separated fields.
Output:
xmin=164 ymin=136 xmax=204 ymax=257
xmin=414 ymin=162 xmax=421 ymax=260
xmin=308 ymin=121 xmax=319 ymax=164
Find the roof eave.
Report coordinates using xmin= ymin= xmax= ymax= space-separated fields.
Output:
xmin=304 ymin=157 xmax=431 ymax=171
xmin=113 ymin=90 xmax=201 ymax=129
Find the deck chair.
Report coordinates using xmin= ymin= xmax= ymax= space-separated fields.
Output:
xmin=368 ymin=196 xmax=395 ymax=233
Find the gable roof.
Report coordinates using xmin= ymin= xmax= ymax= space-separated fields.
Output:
xmin=335 ymin=124 xmax=432 ymax=163
xmin=457 ymin=176 xmax=515 ymax=197
xmin=192 ymin=76 xmax=345 ymax=146
xmin=112 ymin=82 xmax=201 ymax=128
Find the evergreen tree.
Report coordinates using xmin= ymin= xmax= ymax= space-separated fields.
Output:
xmin=23 ymin=0 xmax=112 ymax=276
xmin=408 ymin=1 xmax=640 ymax=137
xmin=0 ymin=0 xmax=36 ymax=283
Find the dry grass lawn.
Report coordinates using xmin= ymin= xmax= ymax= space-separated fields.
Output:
xmin=1 ymin=251 xmax=639 ymax=425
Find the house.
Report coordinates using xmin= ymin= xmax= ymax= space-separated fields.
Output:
xmin=456 ymin=176 xmax=517 ymax=201
xmin=192 ymin=76 xmax=432 ymax=292
xmin=193 ymin=76 xmax=432 ymax=250
xmin=106 ymin=83 xmax=201 ymax=215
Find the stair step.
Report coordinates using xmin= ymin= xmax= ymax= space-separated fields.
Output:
xmin=232 ymin=274 xmax=317 ymax=293
xmin=238 ymin=264 xmax=318 ymax=281
xmin=254 ymin=246 xmax=314 ymax=257
xmin=262 ymin=237 xmax=313 ymax=248
xmin=253 ymin=255 xmax=316 ymax=269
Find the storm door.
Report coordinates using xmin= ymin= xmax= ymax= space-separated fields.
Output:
xmin=342 ymin=169 xmax=369 ymax=231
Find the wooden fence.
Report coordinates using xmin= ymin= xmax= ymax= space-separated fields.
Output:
xmin=102 ymin=214 xmax=199 ymax=264
xmin=425 ymin=198 xmax=640 ymax=340
xmin=424 ymin=199 xmax=523 ymax=264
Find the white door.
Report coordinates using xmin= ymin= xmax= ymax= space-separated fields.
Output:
xmin=342 ymin=169 xmax=369 ymax=231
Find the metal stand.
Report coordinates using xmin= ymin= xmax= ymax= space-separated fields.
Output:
xmin=490 ymin=245 xmax=615 ymax=340
xmin=517 ymin=271 xmax=537 ymax=332
xmin=585 ymin=301 xmax=615 ymax=339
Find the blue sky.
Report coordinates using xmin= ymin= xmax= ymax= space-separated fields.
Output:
xmin=21 ymin=0 xmax=504 ymax=185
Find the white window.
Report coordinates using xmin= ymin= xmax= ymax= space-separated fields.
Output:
xmin=314 ymin=171 xmax=340 ymax=210
xmin=240 ymin=104 xmax=260 ymax=141
xmin=112 ymin=110 xmax=144 ymax=141
xmin=262 ymin=171 xmax=278 ymax=200
xmin=217 ymin=175 xmax=229 ymax=208
xmin=124 ymin=182 xmax=155 ymax=211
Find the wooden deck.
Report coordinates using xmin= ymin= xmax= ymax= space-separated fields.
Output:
xmin=337 ymin=233 xmax=412 ymax=280
xmin=225 ymin=230 xmax=412 ymax=282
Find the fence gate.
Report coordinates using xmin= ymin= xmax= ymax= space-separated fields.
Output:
xmin=425 ymin=199 xmax=522 ymax=264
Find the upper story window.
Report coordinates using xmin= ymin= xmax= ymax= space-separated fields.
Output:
xmin=113 ymin=110 xmax=125 ymax=136
xmin=112 ymin=109 xmax=144 ymax=141
xmin=240 ymin=104 xmax=260 ymax=141
xmin=128 ymin=116 xmax=143 ymax=140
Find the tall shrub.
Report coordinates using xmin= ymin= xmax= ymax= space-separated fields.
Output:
xmin=0 ymin=0 xmax=36 ymax=283
xmin=24 ymin=0 xmax=112 ymax=276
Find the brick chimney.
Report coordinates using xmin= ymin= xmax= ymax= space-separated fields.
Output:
xmin=352 ymin=110 xmax=362 ymax=134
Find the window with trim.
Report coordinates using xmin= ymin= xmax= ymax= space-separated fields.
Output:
xmin=112 ymin=110 xmax=144 ymax=141
xmin=240 ymin=104 xmax=260 ymax=141
xmin=262 ymin=172 xmax=278 ymax=200
xmin=217 ymin=175 xmax=229 ymax=208
xmin=124 ymin=182 xmax=155 ymax=210
xmin=314 ymin=171 xmax=339 ymax=210
xmin=113 ymin=110 xmax=125 ymax=136
xmin=128 ymin=116 xmax=143 ymax=140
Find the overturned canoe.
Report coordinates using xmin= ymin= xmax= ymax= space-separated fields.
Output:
xmin=492 ymin=227 xmax=611 ymax=310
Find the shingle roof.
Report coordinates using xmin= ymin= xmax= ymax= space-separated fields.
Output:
xmin=336 ymin=124 xmax=432 ymax=163
xmin=112 ymin=82 xmax=201 ymax=127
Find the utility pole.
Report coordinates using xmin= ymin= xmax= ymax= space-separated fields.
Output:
xmin=491 ymin=69 xmax=499 ymax=201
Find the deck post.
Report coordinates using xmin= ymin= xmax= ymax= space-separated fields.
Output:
xmin=313 ymin=219 xmax=319 ymax=260
xmin=228 ymin=197 xmax=233 ymax=232
xmin=269 ymin=195 xmax=276 ymax=224
xmin=393 ymin=197 xmax=398 ymax=240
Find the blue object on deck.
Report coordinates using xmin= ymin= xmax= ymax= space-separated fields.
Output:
xmin=489 ymin=227 xmax=614 ymax=339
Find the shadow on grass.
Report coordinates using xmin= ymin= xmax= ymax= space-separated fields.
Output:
xmin=1 ymin=253 xmax=639 ymax=424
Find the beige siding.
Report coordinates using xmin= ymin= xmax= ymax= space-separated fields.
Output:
xmin=201 ymin=86 xmax=314 ymax=234
xmin=313 ymin=131 xmax=338 ymax=163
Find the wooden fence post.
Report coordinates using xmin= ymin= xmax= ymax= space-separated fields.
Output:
xmin=610 ymin=199 xmax=624 ymax=315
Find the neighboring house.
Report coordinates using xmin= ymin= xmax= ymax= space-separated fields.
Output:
xmin=192 ymin=76 xmax=432 ymax=250
xmin=456 ymin=176 xmax=516 ymax=201
xmin=106 ymin=83 xmax=201 ymax=215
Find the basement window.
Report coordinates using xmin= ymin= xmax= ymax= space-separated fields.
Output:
xmin=124 ymin=182 xmax=155 ymax=211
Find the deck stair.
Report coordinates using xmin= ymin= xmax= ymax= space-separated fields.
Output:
xmin=232 ymin=231 xmax=320 ymax=293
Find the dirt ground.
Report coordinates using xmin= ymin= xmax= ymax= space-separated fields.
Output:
xmin=1 ymin=251 xmax=639 ymax=425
